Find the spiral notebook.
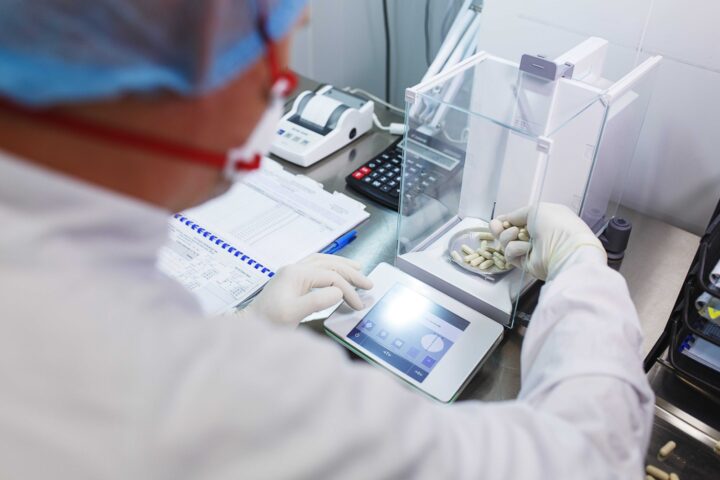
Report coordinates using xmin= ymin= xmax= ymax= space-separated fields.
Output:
xmin=157 ymin=160 xmax=369 ymax=316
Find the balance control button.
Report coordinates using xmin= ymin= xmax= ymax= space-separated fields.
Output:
xmin=422 ymin=356 xmax=436 ymax=368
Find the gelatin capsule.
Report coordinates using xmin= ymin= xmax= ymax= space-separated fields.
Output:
xmin=451 ymin=251 xmax=462 ymax=263
xmin=658 ymin=441 xmax=676 ymax=459
xmin=464 ymin=253 xmax=480 ymax=262
xmin=479 ymin=259 xmax=494 ymax=270
xmin=461 ymin=244 xmax=474 ymax=255
xmin=476 ymin=231 xmax=494 ymax=241
xmin=645 ymin=465 xmax=669 ymax=480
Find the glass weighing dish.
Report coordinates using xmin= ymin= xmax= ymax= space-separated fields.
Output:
xmin=447 ymin=227 xmax=514 ymax=279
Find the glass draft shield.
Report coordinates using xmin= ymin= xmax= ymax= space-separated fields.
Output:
xmin=396 ymin=44 xmax=659 ymax=328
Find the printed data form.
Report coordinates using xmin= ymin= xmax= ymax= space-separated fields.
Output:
xmin=183 ymin=160 xmax=368 ymax=269
xmin=157 ymin=222 xmax=268 ymax=316
xmin=157 ymin=160 xmax=369 ymax=316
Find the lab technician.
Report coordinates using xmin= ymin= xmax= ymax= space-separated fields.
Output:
xmin=0 ymin=1 xmax=654 ymax=479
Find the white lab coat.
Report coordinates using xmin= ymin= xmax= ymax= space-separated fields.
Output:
xmin=0 ymin=151 xmax=654 ymax=480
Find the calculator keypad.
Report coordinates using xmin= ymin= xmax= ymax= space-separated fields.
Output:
xmin=346 ymin=141 xmax=405 ymax=209
xmin=346 ymin=139 xmax=450 ymax=211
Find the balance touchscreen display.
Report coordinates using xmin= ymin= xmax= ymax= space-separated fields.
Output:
xmin=346 ymin=283 xmax=470 ymax=383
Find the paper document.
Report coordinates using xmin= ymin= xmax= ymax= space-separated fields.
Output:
xmin=301 ymin=301 xmax=342 ymax=323
xmin=186 ymin=160 xmax=367 ymax=269
xmin=158 ymin=222 xmax=269 ymax=315
xmin=157 ymin=159 xmax=369 ymax=316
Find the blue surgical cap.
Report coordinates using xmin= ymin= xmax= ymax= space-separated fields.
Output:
xmin=0 ymin=0 xmax=307 ymax=106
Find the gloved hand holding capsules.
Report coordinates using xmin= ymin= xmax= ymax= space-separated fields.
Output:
xmin=490 ymin=203 xmax=606 ymax=281
xmin=489 ymin=213 xmax=531 ymax=273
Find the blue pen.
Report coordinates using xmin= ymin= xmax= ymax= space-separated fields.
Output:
xmin=321 ymin=230 xmax=358 ymax=254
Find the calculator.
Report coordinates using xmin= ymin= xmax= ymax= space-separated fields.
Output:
xmin=345 ymin=138 xmax=403 ymax=209
xmin=346 ymin=131 xmax=464 ymax=211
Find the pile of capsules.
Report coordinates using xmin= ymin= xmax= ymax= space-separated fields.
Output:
xmin=489 ymin=218 xmax=530 ymax=243
xmin=450 ymin=219 xmax=531 ymax=272
xmin=450 ymin=231 xmax=511 ymax=271
xmin=645 ymin=440 xmax=681 ymax=480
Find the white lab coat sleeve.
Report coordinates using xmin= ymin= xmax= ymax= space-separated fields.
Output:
xmin=515 ymin=247 xmax=656 ymax=476
xmin=147 ymin=250 xmax=653 ymax=480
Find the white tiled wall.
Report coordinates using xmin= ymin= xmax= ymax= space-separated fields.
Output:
xmin=291 ymin=0 xmax=720 ymax=234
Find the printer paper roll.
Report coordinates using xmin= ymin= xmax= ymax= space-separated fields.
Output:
xmin=300 ymin=95 xmax=344 ymax=128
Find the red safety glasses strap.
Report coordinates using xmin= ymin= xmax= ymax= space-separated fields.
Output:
xmin=0 ymin=100 xmax=233 ymax=170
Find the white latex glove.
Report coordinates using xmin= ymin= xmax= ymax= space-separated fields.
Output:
xmin=241 ymin=254 xmax=373 ymax=326
xmin=490 ymin=203 xmax=606 ymax=281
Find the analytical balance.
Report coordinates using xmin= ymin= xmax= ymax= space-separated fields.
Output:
xmin=326 ymin=37 xmax=662 ymax=401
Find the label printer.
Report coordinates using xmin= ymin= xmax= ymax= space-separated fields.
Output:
xmin=270 ymin=85 xmax=374 ymax=167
